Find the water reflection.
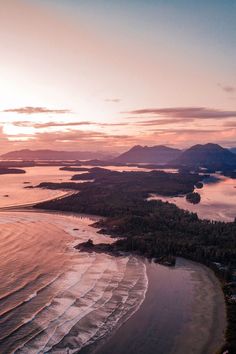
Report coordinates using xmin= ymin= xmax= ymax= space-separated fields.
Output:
xmin=149 ymin=174 xmax=236 ymax=222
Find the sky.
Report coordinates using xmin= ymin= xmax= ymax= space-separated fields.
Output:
xmin=0 ymin=0 xmax=235 ymax=153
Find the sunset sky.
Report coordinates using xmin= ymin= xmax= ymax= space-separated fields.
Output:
xmin=0 ymin=0 xmax=235 ymax=153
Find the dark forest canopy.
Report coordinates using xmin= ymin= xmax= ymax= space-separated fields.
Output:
xmin=34 ymin=169 xmax=236 ymax=265
xmin=0 ymin=168 xmax=26 ymax=175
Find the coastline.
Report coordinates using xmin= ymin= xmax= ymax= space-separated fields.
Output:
xmin=0 ymin=190 xmax=76 ymax=211
xmin=170 ymin=260 xmax=226 ymax=354
xmin=0 ymin=193 xmax=228 ymax=353
xmin=6 ymin=205 xmax=228 ymax=353
xmin=79 ymin=258 xmax=226 ymax=354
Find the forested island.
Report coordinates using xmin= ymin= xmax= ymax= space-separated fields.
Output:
xmin=0 ymin=168 xmax=26 ymax=174
xmin=186 ymin=192 xmax=201 ymax=204
xmin=34 ymin=168 xmax=236 ymax=353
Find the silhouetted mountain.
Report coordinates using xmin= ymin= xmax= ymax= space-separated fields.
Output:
xmin=114 ymin=145 xmax=182 ymax=163
xmin=173 ymin=143 xmax=236 ymax=168
xmin=0 ymin=149 xmax=113 ymax=161
xmin=230 ymin=147 xmax=236 ymax=154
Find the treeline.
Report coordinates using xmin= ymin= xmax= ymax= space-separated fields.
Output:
xmin=35 ymin=169 xmax=236 ymax=264
xmin=0 ymin=168 xmax=26 ymax=175
xmin=39 ymin=168 xmax=203 ymax=196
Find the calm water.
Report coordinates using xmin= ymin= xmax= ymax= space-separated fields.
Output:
xmin=149 ymin=174 xmax=236 ymax=221
xmin=0 ymin=166 xmax=175 ymax=208
xmin=0 ymin=167 xmax=75 ymax=208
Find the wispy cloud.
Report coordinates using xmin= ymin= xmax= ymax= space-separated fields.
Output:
xmin=1 ymin=124 xmax=235 ymax=153
xmin=125 ymin=107 xmax=236 ymax=119
xmin=3 ymin=107 xmax=71 ymax=114
xmin=223 ymin=121 xmax=236 ymax=128
xmin=13 ymin=121 xmax=92 ymax=128
xmin=105 ymin=98 xmax=121 ymax=103
xmin=218 ymin=83 xmax=236 ymax=94
xmin=12 ymin=120 xmax=129 ymax=129
xmin=135 ymin=118 xmax=194 ymax=126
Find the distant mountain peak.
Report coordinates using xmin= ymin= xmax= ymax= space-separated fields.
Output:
xmin=114 ymin=145 xmax=182 ymax=163
xmin=174 ymin=143 xmax=236 ymax=168
xmin=188 ymin=143 xmax=225 ymax=151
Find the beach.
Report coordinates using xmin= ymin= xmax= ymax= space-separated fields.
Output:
xmin=0 ymin=207 xmax=227 ymax=354
xmin=81 ymin=258 xmax=226 ymax=354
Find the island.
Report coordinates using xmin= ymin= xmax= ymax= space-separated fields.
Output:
xmin=186 ymin=192 xmax=201 ymax=204
xmin=0 ymin=168 xmax=26 ymax=175
xmin=59 ymin=166 xmax=89 ymax=172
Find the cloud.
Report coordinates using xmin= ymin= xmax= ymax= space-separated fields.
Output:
xmin=1 ymin=123 xmax=235 ymax=153
xmin=218 ymin=83 xmax=236 ymax=94
xmin=105 ymin=98 xmax=121 ymax=103
xmin=13 ymin=121 xmax=92 ymax=128
xmin=223 ymin=121 xmax=236 ymax=128
xmin=135 ymin=118 xmax=194 ymax=126
xmin=34 ymin=129 xmax=131 ymax=143
xmin=12 ymin=120 xmax=129 ymax=129
xmin=24 ymin=129 xmax=135 ymax=152
xmin=144 ymin=127 xmax=236 ymax=148
xmin=3 ymin=107 xmax=71 ymax=114
xmin=147 ymin=128 xmax=221 ymax=134
xmin=125 ymin=107 xmax=236 ymax=119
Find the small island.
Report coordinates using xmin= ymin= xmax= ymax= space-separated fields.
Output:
xmin=59 ymin=166 xmax=89 ymax=172
xmin=186 ymin=192 xmax=201 ymax=204
xmin=195 ymin=182 xmax=204 ymax=189
xmin=0 ymin=168 xmax=26 ymax=175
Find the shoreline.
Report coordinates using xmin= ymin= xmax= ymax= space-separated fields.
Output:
xmin=0 ymin=196 xmax=228 ymax=353
xmin=170 ymin=260 xmax=226 ymax=354
xmin=79 ymin=258 xmax=226 ymax=354
xmin=0 ymin=190 xmax=76 ymax=211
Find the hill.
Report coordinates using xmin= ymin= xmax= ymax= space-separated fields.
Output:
xmin=114 ymin=145 xmax=181 ymax=163
xmin=173 ymin=143 xmax=236 ymax=169
xmin=230 ymin=148 xmax=236 ymax=154
xmin=0 ymin=149 xmax=112 ymax=161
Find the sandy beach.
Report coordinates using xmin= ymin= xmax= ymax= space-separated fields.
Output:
xmin=80 ymin=258 xmax=226 ymax=354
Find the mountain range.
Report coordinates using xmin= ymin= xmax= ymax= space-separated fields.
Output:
xmin=1 ymin=144 xmax=236 ymax=170
xmin=173 ymin=143 xmax=236 ymax=168
xmin=114 ymin=145 xmax=181 ymax=163
xmin=114 ymin=143 xmax=236 ymax=169
xmin=230 ymin=148 xmax=236 ymax=154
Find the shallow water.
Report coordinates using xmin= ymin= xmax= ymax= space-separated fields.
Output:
xmin=0 ymin=167 xmax=76 ymax=208
xmin=0 ymin=165 xmax=176 ymax=208
xmin=0 ymin=211 xmax=147 ymax=354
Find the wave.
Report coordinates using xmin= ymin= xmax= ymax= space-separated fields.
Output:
xmin=0 ymin=213 xmax=148 ymax=354
xmin=15 ymin=258 xmax=147 ymax=354
xmin=10 ymin=258 xmax=119 ymax=352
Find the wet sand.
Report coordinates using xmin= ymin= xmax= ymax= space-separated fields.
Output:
xmin=81 ymin=258 xmax=226 ymax=354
